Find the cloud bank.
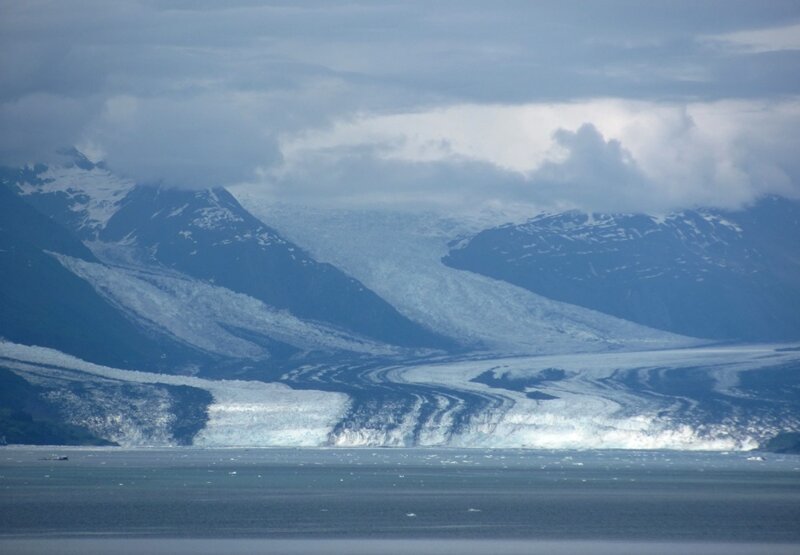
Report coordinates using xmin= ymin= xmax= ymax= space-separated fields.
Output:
xmin=274 ymin=99 xmax=800 ymax=214
xmin=1 ymin=1 xmax=799 ymax=214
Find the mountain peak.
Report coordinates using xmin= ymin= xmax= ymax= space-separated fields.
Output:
xmin=56 ymin=147 xmax=106 ymax=171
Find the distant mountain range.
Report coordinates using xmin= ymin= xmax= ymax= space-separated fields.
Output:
xmin=444 ymin=201 xmax=800 ymax=342
xmin=1 ymin=150 xmax=798 ymax=449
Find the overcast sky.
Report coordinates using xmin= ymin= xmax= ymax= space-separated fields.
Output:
xmin=2 ymin=1 xmax=800 ymax=214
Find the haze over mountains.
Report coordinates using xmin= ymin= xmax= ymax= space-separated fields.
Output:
xmin=1 ymin=151 xmax=798 ymax=450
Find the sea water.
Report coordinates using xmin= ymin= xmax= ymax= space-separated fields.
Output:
xmin=1 ymin=447 xmax=799 ymax=554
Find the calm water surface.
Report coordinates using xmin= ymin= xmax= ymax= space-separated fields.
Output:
xmin=1 ymin=447 xmax=799 ymax=553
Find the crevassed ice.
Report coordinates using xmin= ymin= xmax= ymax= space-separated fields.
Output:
xmin=230 ymin=189 xmax=696 ymax=355
xmin=3 ymin=340 xmax=797 ymax=450
xmin=54 ymin=252 xmax=402 ymax=357
xmin=0 ymin=341 xmax=350 ymax=447
xmin=392 ymin=345 xmax=800 ymax=450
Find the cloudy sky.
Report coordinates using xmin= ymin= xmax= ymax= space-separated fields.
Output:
xmin=2 ymin=1 xmax=800 ymax=214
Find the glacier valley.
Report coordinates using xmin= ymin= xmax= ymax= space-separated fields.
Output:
xmin=1 ymin=157 xmax=799 ymax=450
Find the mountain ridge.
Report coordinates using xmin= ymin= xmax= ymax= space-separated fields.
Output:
xmin=444 ymin=198 xmax=800 ymax=341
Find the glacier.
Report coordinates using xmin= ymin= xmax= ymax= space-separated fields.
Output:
xmin=230 ymin=189 xmax=695 ymax=355
xmin=390 ymin=345 xmax=800 ymax=450
xmin=0 ymin=341 xmax=349 ymax=447
xmin=53 ymin=252 xmax=403 ymax=359
xmin=3 ymin=339 xmax=797 ymax=450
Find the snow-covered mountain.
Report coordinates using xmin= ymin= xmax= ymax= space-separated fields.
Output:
xmin=0 ymin=180 xmax=211 ymax=373
xmin=97 ymin=185 xmax=449 ymax=350
xmin=1 ymin=152 xmax=799 ymax=449
xmin=444 ymin=203 xmax=800 ymax=342
xmin=3 ymin=154 xmax=449 ymax=373
xmin=12 ymin=154 xmax=447 ymax=354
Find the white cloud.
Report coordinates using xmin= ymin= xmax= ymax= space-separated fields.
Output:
xmin=272 ymin=98 xmax=800 ymax=214
xmin=704 ymin=22 xmax=800 ymax=53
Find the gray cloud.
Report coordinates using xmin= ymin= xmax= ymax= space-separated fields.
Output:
xmin=1 ymin=1 xmax=799 ymax=213
xmin=275 ymin=98 xmax=800 ymax=214
xmin=84 ymin=93 xmax=282 ymax=188
xmin=531 ymin=124 xmax=655 ymax=213
xmin=0 ymin=93 xmax=102 ymax=166
xmin=251 ymin=124 xmax=673 ymax=215
xmin=252 ymin=144 xmax=521 ymax=211
xmin=258 ymin=124 xmax=721 ymax=217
